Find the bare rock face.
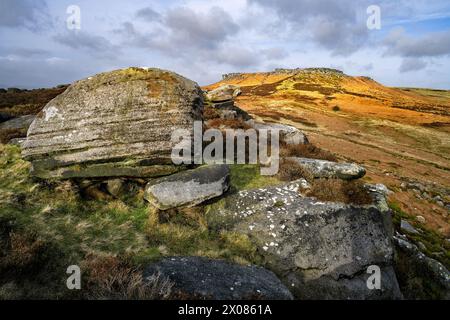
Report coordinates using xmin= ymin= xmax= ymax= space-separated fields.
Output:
xmin=250 ymin=122 xmax=309 ymax=145
xmin=205 ymin=84 xmax=241 ymax=102
xmin=22 ymin=68 xmax=203 ymax=179
xmin=144 ymin=256 xmax=293 ymax=300
xmin=287 ymin=157 xmax=366 ymax=180
xmin=144 ymin=164 xmax=230 ymax=210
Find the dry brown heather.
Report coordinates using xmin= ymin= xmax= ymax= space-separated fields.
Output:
xmin=204 ymin=69 xmax=450 ymax=236
xmin=0 ymin=86 xmax=68 ymax=117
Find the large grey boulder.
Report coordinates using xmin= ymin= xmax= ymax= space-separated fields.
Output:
xmin=250 ymin=122 xmax=309 ymax=145
xmin=21 ymin=68 xmax=203 ymax=179
xmin=143 ymin=256 xmax=293 ymax=300
xmin=206 ymin=181 xmax=402 ymax=299
xmin=205 ymin=84 xmax=241 ymax=102
xmin=144 ymin=164 xmax=230 ymax=210
xmin=287 ymin=157 xmax=365 ymax=180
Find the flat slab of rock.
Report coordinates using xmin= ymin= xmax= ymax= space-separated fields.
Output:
xmin=206 ymin=85 xmax=241 ymax=102
xmin=287 ymin=157 xmax=365 ymax=180
xmin=145 ymin=164 xmax=230 ymax=210
xmin=0 ymin=115 xmax=35 ymax=131
xmin=21 ymin=68 xmax=203 ymax=179
xmin=250 ymin=122 xmax=309 ymax=145
xmin=143 ymin=256 xmax=293 ymax=300
xmin=206 ymin=181 xmax=402 ymax=299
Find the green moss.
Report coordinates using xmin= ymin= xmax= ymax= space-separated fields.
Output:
xmin=229 ymin=164 xmax=280 ymax=191
xmin=0 ymin=145 xmax=265 ymax=298
xmin=389 ymin=201 xmax=449 ymax=268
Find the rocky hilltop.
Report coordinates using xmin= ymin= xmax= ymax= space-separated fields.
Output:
xmin=0 ymin=67 xmax=448 ymax=300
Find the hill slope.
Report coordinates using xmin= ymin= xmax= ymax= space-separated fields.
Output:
xmin=205 ymin=68 xmax=450 ymax=236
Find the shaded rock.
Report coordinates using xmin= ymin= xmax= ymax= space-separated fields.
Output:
xmin=250 ymin=122 xmax=309 ymax=145
xmin=400 ymin=220 xmax=419 ymax=235
xmin=83 ymin=184 xmax=113 ymax=201
xmin=143 ymin=256 xmax=293 ymax=300
xmin=206 ymin=181 xmax=402 ymax=299
xmin=287 ymin=157 xmax=365 ymax=180
xmin=22 ymin=68 xmax=203 ymax=179
xmin=210 ymin=100 xmax=235 ymax=109
xmin=0 ymin=115 xmax=35 ymax=131
xmin=206 ymin=85 xmax=241 ymax=102
xmin=145 ymin=164 xmax=230 ymax=210
xmin=106 ymin=179 xmax=124 ymax=198
xmin=8 ymin=137 xmax=26 ymax=147
xmin=0 ymin=112 xmax=14 ymax=123
xmin=394 ymin=236 xmax=450 ymax=299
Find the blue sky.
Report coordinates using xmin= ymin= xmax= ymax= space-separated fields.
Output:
xmin=0 ymin=0 xmax=449 ymax=89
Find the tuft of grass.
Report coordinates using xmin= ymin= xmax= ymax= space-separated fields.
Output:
xmin=229 ymin=164 xmax=280 ymax=191
xmin=307 ymin=179 xmax=372 ymax=205
xmin=280 ymin=142 xmax=338 ymax=162
xmin=206 ymin=118 xmax=251 ymax=130
xmin=389 ymin=201 xmax=449 ymax=268
xmin=277 ymin=158 xmax=314 ymax=182
xmin=82 ymin=255 xmax=173 ymax=300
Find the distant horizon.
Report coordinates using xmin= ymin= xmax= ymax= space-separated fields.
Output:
xmin=1 ymin=65 xmax=449 ymax=91
xmin=1 ymin=0 xmax=450 ymax=90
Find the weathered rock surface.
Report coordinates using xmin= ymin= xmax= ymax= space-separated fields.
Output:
xmin=250 ymin=122 xmax=309 ymax=145
xmin=143 ymin=256 xmax=293 ymax=300
xmin=145 ymin=164 xmax=230 ymax=210
xmin=287 ymin=157 xmax=366 ymax=180
xmin=0 ymin=115 xmax=35 ymax=131
xmin=21 ymin=68 xmax=203 ymax=179
xmin=206 ymin=85 xmax=241 ymax=102
xmin=206 ymin=180 xmax=402 ymax=299
xmin=394 ymin=235 xmax=450 ymax=299
xmin=400 ymin=220 xmax=420 ymax=235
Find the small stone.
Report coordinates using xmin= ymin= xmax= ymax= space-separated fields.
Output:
xmin=416 ymin=215 xmax=426 ymax=223
xmin=401 ymin=219 xmax=420 ymax=234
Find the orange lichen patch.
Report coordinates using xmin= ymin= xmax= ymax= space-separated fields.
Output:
xmin=146 ymin=72 xmax=178 ymax=99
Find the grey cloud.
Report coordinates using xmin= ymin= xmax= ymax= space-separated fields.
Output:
xmin=260 ymin=48 xmax=288 ymax=60
xmin=399 ymin=58 xmax=427 ymax=73
xmin=115 ymin=6 xmax=258 ymax=69
xmin=53 ymin=31 xmax=119 ymax=58
xmin=384 ymin=28 xmax=450 ymax=57
xmin=249 ymin=0 xmax=371 ymax=55
xmin=0 ymin=0 xmax=50 ymax=31
xmin=213 ymin=46 xmax=260 ymax=67
xmin=136 ymin=7 xmax=161 ymax=21
xmin=164 ymin=6 xmax=239 ymax=50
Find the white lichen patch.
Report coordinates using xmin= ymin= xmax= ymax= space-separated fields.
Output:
xmin=44 ymin=106 xmax=61 ymax=121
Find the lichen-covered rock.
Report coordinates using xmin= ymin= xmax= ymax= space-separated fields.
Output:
xmin=205 ymin=84 xmax=241 ymax=102
xmin=144 ymin=164 xmax=230 ymax=210
xmin=21 ymin=68 xmax=203 ymax=179
xmin=143 ymin=256 xmax=293 ymax=300
xmin=394 ymin=235 xmax=450 ymax=299
xmin=287 ymin=157 xmax=366 ymax=180
xmin=206 ymin=181 xmax=402 ymax=299
xmin=250 ymin=122 xmax=309 ymax=145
